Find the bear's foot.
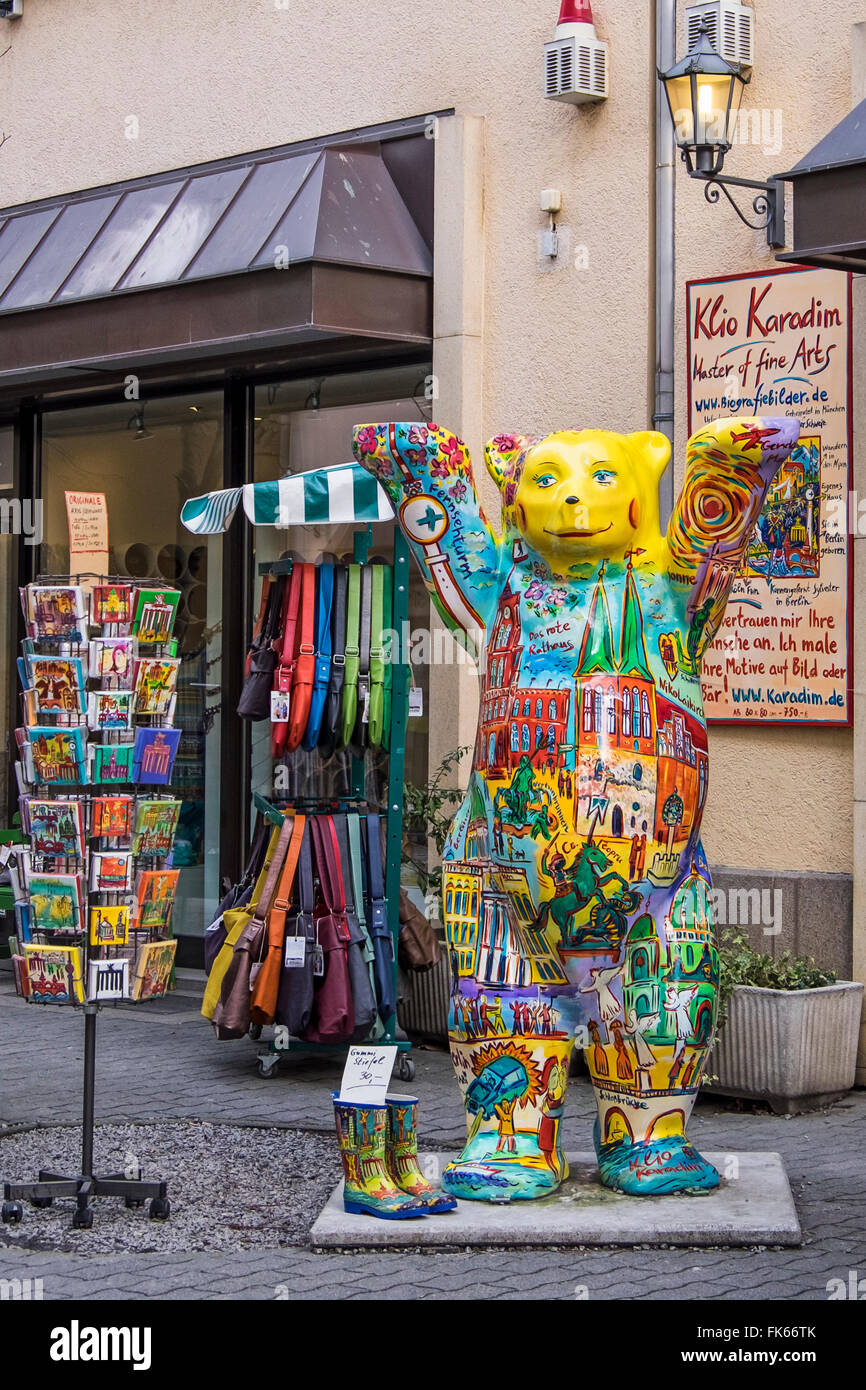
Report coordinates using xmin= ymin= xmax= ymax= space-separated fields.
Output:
xmin=597 ymin=1133 xmax=720 ymax=1197
xmin=442 ymin=1133 xmax=568 ymax=1203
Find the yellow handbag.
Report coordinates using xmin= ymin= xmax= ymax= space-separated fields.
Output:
xmin=201 ymin=824 xmax=282 ymax=1021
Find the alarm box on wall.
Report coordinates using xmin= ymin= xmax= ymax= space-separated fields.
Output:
xmin=544 ymin=1 xmax=609 ymax=105
xmin=685 ymin=1 xmax=754 ymax=71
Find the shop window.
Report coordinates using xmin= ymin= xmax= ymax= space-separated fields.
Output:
xmin=521 ymin=723 xmax=530 ymax=751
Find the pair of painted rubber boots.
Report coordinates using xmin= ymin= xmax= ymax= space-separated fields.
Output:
xmin=332 ymin=1092 xmax=457 ymax=1219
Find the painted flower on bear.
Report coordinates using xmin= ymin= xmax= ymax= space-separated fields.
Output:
xmin=354 ymin=425 xmax=381 ymax=456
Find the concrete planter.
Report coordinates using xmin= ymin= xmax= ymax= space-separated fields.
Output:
xmin=710 ymin=981 xmax=864 ymax=1114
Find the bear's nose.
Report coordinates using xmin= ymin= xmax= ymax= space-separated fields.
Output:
xmin=565 ymin=495 xmax=580 ymax=505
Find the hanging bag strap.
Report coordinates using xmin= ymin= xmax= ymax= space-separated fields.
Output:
xmin=347 ymin=811 xmax=375 ymax=966
xmin=250 ymin=813 xmax=306 ymax=1025
xmin=365 ymin=812 xmax=388 ymax=938
xmin=367 ymin=563 xmax=386 ymax=748
xmin=351 ymin=563 xmax=373 ymax=751
xmin=246 ymin=577 xmax=272 ymax=679
xmin=304 ymin=562 xmax=334 ymax=750
xmin=340 ymin=563 xmax=361 ymax=748
xmin=381 ymin=565 xmax=393 ymax=751
xmin=286 ymin=562 xmax=316 ymax=752
xmin=272 ymin=563 xmax=303 ymax=757
xmin=320 ymin=564 xmax=347 ymax=754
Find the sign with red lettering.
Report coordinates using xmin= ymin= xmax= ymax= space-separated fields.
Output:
xmin=687 ymin=266 xmax=852 ymax=727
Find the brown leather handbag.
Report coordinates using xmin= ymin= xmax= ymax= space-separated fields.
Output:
xmin=302 ymin=815 xmax=354 ymax=1044
xmin=211 ymin=816 xmax=294 ymax=1040
xmin=249 ymin=813 xmax=305 ymax=1027
xmin=398 ymin=887 xmax=442 ymax=973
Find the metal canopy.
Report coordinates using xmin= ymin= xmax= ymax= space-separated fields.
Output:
xmin=0 ymin=127 xmax=434 ymax=394
xmin=776 ymin=97 xmax=866 ymax=272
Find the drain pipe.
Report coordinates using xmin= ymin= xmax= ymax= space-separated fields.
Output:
xmin=654 ymin=0 xmax=677 ymax=519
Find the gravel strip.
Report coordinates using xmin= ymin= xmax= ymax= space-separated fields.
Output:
xmin=0 ymin=1121 xmax=341 ymax=1254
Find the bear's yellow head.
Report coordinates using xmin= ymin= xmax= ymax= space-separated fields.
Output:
xmin=486 ymin=428 xmax=671 ymax=568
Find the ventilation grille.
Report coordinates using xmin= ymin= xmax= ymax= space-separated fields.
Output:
xmin=686 ymin=2 xmax=754 ymax=69
xmin=544 ymin=37 xmax=609 ymax=103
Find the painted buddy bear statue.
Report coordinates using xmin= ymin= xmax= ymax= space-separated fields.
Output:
xmin=353 ymin=415 xmax=799 ymax=1199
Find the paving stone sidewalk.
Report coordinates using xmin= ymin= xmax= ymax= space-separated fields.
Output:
xmin=1 ymin=977 xmax=864 ymax=1301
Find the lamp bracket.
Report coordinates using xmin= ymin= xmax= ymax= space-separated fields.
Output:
xmin=686 ymin=163 xmax=786 ymax=249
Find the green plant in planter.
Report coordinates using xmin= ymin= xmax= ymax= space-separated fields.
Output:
xmin=402 ymin=745 xmax=471 ymax=907
xmin=715 ymin=927 xmax=837 ymax=1033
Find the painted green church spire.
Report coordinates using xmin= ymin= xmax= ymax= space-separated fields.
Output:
xmin=619 ymin=552 xmax=653 ymax=680
xmin=575 ymin=560 xmax=615 ymax=675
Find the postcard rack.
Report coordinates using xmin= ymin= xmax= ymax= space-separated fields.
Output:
xmin=2 ymin=573 xmax=187 ymax=1229
xmin=248 ymin=526 xmax=414 ymax=1081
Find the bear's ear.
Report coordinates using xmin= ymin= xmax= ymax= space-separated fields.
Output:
xmin=485 ymin=434 xmax=534 ymax=494
xmin=627 ymin=430 xmax=671 ymax=480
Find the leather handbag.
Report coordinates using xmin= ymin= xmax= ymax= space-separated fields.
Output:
xmin=237 ymin=576 xmax=283 ymax=721
xmin=272 ymin=563 xmax=303 ymax=757
xmin=286 ymin=562 xmax=316 ymax=752
xmin=367 ymin=563 xmax=387 ymax=749
xmin=207 ymin=818 xmax=294 ymax=1038
xmin=334 ymin=813 xmax=377 ymax=1040
xmin=364 ymin=812 xmax=396 ymax=1024
xmin=202 ymin=822 xmax=283 ymax=1022
xmin=249 ymin=813 xmax=306 ymax=1026
xmin=274 ymin=828 xmax=317 ymax=1036
xmin=303 ymin=814 xmax=354 ymax=1044
xmin=245 ymin=577 xmax=272 ymax=681
xmin=303 ymin=562 xmax=334 ymax=750
xmin=204 ymin=816 xmax=269 ymax=975
xmin=398 ymin=887 xmax=442 ymax=973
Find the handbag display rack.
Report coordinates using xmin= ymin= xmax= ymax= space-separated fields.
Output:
xmin=207 ymin=525 xmax=415 ymax=1081
xmin=1 ymin=572 xmax=186 ymax=1231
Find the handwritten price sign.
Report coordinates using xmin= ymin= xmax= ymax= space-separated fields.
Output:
xmin=338 ymin=1046 xmax=398 ymax=1105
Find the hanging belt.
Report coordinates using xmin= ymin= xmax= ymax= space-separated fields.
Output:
xmin=286 ymin=562 xmax=316 ymax=752
xmin=249 ymin=813 xmax=306 ymax=1026
xmin=367 ymin=563 xmax=386 ymax=748
xmin=304 ymin=563 xmax=334 ymax=751
xmin=246 ymin=575 xmax=272 ymax=680
xmin=340 ymin=563 xmax=361 ymax=749
xmin=320 ymin=564 xmax=347 ymax=755
xmin=365 ymin=813 xmax=388 ymax=941
xmin=380 ymin=565 xmax=393 ymax=752
xmin=352 ymin=563 xmax=373 ymax=752
xmin=347 ymin=812 xmax=376 ymax=968
xmin=272 ymin=562 xmax=302 ymax=758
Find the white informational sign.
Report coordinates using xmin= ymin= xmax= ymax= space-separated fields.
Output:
xmin=338 ymin=1045 xmax=398 ymax=1105
xmin=65 ymin=490 xmax=109 ymax=590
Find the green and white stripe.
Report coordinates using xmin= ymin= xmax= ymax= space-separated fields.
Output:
xmin=181 ymin=463 xmax=393 ymax=535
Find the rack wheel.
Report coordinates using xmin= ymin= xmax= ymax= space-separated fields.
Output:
xmin=1 ymin=1201 xmax=23 ymax=1225
xmin=257 ymin=1054 xmax=279 ymax=1079
xmin=149 ymin=1197 xmax=171 ymax=1221
xmin=72 ymin=1206 xmax=94 ymax=1230
xmin=397 ymin=1055 xmax=415 ymax=1082
xmin=32 ymin=1196 xmax=53 ymax=1208
xmin=125 ymin=1197 xmax=145 ymax=1209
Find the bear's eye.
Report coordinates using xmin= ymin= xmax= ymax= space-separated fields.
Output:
xmin=534 ymin=473 xmax=557 ymax=489
xmin=593 ymin=469 xmax=617 ymax=486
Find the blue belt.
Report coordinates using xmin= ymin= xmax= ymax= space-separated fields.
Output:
xmin=303 ymin=562 xmax=334 ymax=750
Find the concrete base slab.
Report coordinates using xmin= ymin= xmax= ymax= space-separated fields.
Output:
xmin=309 ymin=1151 xmax=801 ymax=1248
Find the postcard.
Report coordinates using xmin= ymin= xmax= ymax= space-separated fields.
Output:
xmin=26 ymin=873 xmax=83 ymax=932
xmin=90 ymin=742 xmax=136 ymax=785
xmin=132 ymin=727 xmax=181 ymax=786
xmin=133 ymin=658 xmax=180 ymax=716
xmin=91 ymin=583 xmax=134 ymax=626
xmin=87 ymin=956 xmax=130 ymax=1002
xmin=133 ymin=869 xmax=179 ymax=931
xmin=132 ymin=588 xmax=180 ymax=644
xmin=132 ymin=799 xmax=181 ymax=857
xmin=26 ymin=798 xmax=86 ymax=857
xmin=90 ymin=851 xmax=133 ymax=894
xmin=26 ymin=656 xmax=87 ymax=715
xmin=87 ymin=689 xmax=135 ymax=731
xmin=88 ymin=903 xmax=131 ymax=947
xmin=132 ymin=938 xmax=177 ymax=1001
xmin=90 ymin=795 xmax=134 ymax=839
xmin=25 ymin=586 xmax=86 ymax=640
xmin=88 ymin=638 xmax=136 ymax=686
xmin=24 ymin=944 xmax=84 ymax=1004
xmin=28 ymin=727 xmax=87 ymax=786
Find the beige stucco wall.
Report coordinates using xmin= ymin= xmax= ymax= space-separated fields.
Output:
xmin=0 ymin=0 xmax=858 ymax=877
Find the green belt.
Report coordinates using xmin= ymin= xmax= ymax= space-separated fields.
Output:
xmin=380 ymin=565 xmax=392 ymax=751
xmin=367 ymin=564 xmax=386 ymax=748
xmin=340 ymin=563 xmax=361 ymax=749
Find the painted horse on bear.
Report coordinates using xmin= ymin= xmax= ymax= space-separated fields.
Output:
xmin=353 ymin=415 xmax=799 ymax=1199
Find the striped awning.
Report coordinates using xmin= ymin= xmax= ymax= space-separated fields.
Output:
xmin=180 ymin=462 xmax=394 ymax=535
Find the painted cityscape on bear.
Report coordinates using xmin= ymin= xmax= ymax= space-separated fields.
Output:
xmin=354 ymin=414 xmax=800 ymax=1201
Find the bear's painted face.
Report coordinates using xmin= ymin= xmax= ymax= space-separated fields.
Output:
xmin=512 ymin=431 xmax=646 ymax=565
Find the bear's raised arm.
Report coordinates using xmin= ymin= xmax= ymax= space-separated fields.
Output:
xmin=666 ymin=416 xmax=800 ymax=632
xmin=352 ymin=421 xmax=505 ymax=649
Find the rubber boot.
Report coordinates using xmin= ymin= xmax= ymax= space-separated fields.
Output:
xmin=332 ymin=1094 xmax=428 ymax=1220
xmin=385 ymin=1094 xmax=457 ymax=1213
